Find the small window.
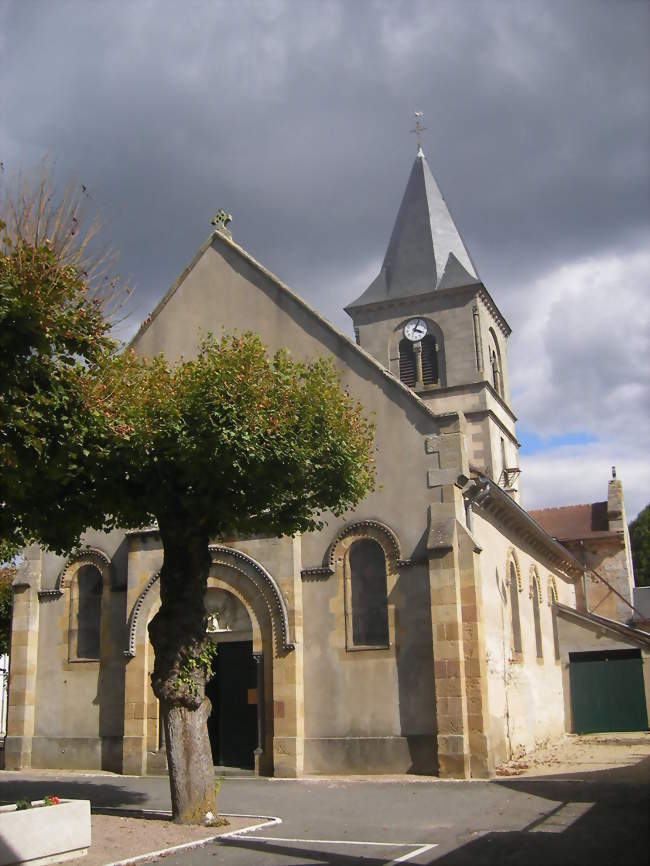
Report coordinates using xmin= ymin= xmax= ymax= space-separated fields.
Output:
xmin=71 ymin=564 xmax=102 ymax=660
xmin=489 ymin=329 xmax=503 ymax=397
xmin=509 ymin=562 xmax=522 ymax=656
xmin=550 ymin=584 xmax=560 ymax=661
xmin=532 ymin=576 xmax=543 ymax=659
xmin=398 ymin=339 xmax=416 ymax=387
xmin=349 ymin=539 xmax=389 ymax=646
xmin=421 ymin=335 xmax=439 ymax=385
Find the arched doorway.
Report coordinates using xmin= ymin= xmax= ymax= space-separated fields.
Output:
xmin=204 ymin=588 xmax=258 ymax=769
xmin=123 ymin=541 xmax=301 ymax=778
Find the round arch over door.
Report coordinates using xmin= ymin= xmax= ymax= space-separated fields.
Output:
xmin=122 ymin=544 xmax=303 ymax=778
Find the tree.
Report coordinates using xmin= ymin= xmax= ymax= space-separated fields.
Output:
xmin=0 ymin=171 xmax=119 ymax=553
xmin=88 ymin=335 xmax=375 ymax=822
xmin=629 ymin=504 xmax=650 ymax=587
xmin=0 ymin=561 xmax=14 ymax=657
xmin=1 ymin=170 xmax=375 ymax=824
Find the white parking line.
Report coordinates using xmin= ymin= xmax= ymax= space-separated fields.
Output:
xmin=222 ymin=831 xmax=438 ymax=864
xmin=218 ymin=814 xmax=283 ymax=837
xmin=388 ymin=843 xmax=438 ymax=864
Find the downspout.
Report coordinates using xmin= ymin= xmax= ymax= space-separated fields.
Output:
xmin=579 ymin=540 xmax=589 ymax=613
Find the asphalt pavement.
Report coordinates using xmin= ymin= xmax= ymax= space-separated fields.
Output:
xmin=1 ymin=761 xmax=648 ymax=865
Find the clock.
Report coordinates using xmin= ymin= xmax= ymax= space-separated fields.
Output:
xmin=403 ymin=318 xmax=428 ymax=342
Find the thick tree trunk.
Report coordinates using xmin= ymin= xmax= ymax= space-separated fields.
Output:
xmin=162 ymin=700 xmax=216 ymax=823
xmin=148 ymin=519 xmax=217 ymax=824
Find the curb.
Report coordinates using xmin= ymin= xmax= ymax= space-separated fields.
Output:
xmin=93 ymin=809 xmax=281 ymax=866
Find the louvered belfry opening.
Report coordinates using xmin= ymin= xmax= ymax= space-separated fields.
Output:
xmin=421 ymin=335 xmax=438 ymax=385
xmin=398 ymin=338 xmax=417 ymax=386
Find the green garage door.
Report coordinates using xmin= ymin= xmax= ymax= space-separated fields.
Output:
xmin=569 ymin=649 xmax=648 ymax=734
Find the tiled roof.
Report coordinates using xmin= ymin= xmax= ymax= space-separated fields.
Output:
xmin=528 ymin=501 xmax=613 ymax=541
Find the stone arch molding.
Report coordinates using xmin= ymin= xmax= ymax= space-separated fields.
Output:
xmin=548 ymin=575 xmax=559 ymax=607
xmin=506 ymin=547 xmax=523 ymax=592
xmin=125 ymin=545 xmax=295 ymax=659
xmin=529 ymin=566 xmax=543 ymax=603
xmin=327 ymin=519 xmax=402 ymax=571
xmin=57 ymin=546 xmax=114 ymax=592
xmin=389 ymin=318 xmax=447 ymax=387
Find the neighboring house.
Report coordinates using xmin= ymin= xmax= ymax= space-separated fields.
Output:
xmin=5 ymin=146 xmax=649 ymax=778
xmin=530 ymin=475 xmax=649 ymax=735
xmin=529 ymin=472 xmax=637 ymax=624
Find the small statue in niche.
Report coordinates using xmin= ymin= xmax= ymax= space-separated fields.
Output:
xmin=206 ymin=610 xmax=232 ymax=634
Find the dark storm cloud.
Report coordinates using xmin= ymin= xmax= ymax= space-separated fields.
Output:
xmin=1 ymin=0 xmax=648 ymax=513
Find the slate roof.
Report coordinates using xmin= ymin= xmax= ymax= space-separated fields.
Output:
xmin=346 ymin=149 xmax=480 ymax=312
xmin=527 ymin=502 xmax=615 ymax=541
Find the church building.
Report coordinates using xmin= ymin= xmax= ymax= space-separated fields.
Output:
xmin=5 ymin=144 xmax=649 ymax=778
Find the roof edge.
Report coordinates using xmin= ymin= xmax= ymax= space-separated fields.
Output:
xmin=467 ymin=476 xmax=584 ymax=578
xmin=129 ymin=229 xmax=449 ymax=430
xmin=556 ymin=602 xmax=650 ymax=647
xmin=345 ymin=281 xmax=511 ymax=337
xmin=130 ymin=234 xmax=216 ymax=347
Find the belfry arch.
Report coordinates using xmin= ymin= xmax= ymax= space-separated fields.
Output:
xmin=121 ymin=544 xmax=303 ymax=778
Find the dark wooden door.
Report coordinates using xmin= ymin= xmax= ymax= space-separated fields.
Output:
xmin=206 ymin=640 xmax=258 ymax=768
xmin=569 ymin=649 xmax=648 ymax=734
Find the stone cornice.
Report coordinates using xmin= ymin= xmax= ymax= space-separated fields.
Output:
xmin=466 ymin=477 xmax=584 ymax=579
xmin=347 ymin=282 xmax=511 ymax=338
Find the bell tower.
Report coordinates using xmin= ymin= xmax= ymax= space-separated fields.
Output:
xmin=345 ymin=141 xmax=520 ymax=497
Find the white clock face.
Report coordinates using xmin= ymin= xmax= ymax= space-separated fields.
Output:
xmin=404 ymin=318 xmax=428 ymax=342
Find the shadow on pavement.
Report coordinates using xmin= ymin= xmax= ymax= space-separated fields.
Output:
xmin=0 ymin=777 xmax=148 ymax=808
xmin=432 ymin=757 xmax=650 ymax=866
xmin=218 ymin=837 xmax=412 ymax=865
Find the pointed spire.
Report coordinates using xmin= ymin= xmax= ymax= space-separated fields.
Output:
xmin=346 ymin=151 xmax=480 ymax=311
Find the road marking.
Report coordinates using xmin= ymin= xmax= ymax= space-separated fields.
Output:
xmin=222 ymin=831 xmax=438 ymax=864
xmin=218 ymin=814 xmax=283 ymax=837
xmin=388 ymin=844 xmax=439 ymax=864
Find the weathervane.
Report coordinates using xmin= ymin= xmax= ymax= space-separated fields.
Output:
xmin=410 ymin=111 xmax=427 ymax=152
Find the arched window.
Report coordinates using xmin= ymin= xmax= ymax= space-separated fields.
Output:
xmin=398 ymin=339 xmax=416 ymax=387
xmin=549 ymin=581 xmax=560 ymax=661
xmin=349 ymin=539 xmax=389 ymax=647
xmin=532 ymin=574 xmax=543 ymax=659
xmin=488 ymin=329 xmax=503 ymax=397
xmin=420 ymin=335 xmax=439 ymax=385
xmin=71 ymin=564 xmax=103 ymax=659
xmin=509 ymin=561 xmax=522 ymax=656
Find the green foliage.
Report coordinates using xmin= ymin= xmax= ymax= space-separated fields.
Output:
xmin=175 ymin=642 xmax=218 ymax=697
xmin=629 ymin=504 xmax=650 ymax=587
xmin=0 ymin=562 xmax=15 ymax=656
xmin=91 ymin=333 xmax=375 ymax=540
xmin=0 ymin=207 xmax=117 ymax=553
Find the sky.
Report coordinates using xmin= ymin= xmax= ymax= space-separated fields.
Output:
xmin=1 ymin=0 xmax=648 ymax=519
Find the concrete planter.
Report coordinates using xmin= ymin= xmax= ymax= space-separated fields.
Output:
xmin=0 ymin=799 xmax=91 ymax=866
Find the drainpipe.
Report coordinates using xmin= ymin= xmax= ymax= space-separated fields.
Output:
xmin=465 ymin=497 xmax=474 ymax=532
xmin=253 ymin=652 xmax=265 ymax=773
xmin=579 ymin=540 xmax=589 ymax=613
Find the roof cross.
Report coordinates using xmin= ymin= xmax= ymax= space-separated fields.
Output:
xmin=410 ymin=111 xmax=427 ymax=153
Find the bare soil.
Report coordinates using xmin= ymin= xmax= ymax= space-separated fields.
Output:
xmin=64 ymin=813 xmax=259 ymax=866
xmin=495 ymin=731 xmax=650 ymax=777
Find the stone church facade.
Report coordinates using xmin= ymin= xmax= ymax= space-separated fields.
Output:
xmin=5 ymin=148 xmax=647 ymax=778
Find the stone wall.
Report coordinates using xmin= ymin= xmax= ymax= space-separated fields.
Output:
xmin=473 ymin=511 xmax=576 ymax=767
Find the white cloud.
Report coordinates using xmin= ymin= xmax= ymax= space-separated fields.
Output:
xmin=510 ymin=239 xmax=650 ymax=519
xmin=521 ymin=442 xmax=649 ymax=522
